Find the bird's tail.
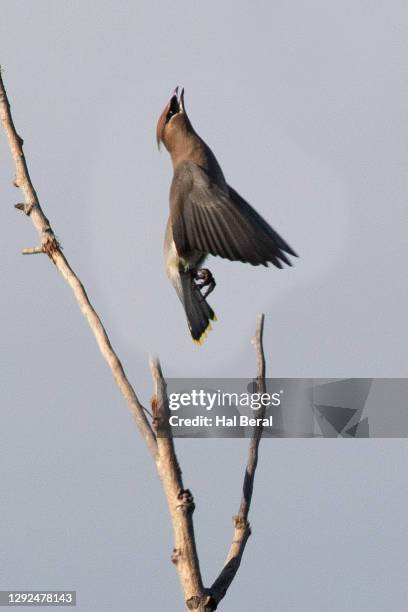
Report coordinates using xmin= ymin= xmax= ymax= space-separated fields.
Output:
xmin=179 ymin=272 xmax=216 ymax=344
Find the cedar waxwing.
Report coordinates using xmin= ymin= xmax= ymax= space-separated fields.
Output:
xmin=157 ymin=87 xmax=297 ymax=344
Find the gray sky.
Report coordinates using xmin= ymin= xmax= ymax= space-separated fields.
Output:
xmin=1 ymin=1 xmax=408 ymax=610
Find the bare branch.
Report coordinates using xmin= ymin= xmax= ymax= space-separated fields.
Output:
xmin=22 ymin=246 xmax=44 ymax=255
xmin=150 ymin=358 xmax=215 ymax=611
xmin=0 ymin=68 xmax=157 ymax=460
xmin=239 ymin=313 xmax=266 ymax=519
xmin=210 ymin=313 xmax=266 ymax=607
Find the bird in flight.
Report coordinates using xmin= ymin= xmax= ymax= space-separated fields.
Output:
xmin=157 ymin=87 xmax=297 ymax=344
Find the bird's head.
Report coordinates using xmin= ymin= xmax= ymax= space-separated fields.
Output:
xmin=156 ymin=86 xmax=192 ymax=151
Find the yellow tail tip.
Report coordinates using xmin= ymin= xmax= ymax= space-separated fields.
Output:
xmin=191 ymin=315 xmax=217 ymax=345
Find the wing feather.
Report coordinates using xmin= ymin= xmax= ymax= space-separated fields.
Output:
xmin=170 ymin=161 xmax=297 ymax=267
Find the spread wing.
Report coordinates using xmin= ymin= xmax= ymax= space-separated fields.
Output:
xmin=170 ymin=160 xmax=297 ymax=267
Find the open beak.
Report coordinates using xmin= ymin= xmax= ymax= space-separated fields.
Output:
xmin=170 ymin=85 xmax=185 ymax=114
xmin=156 ymin=86 xmax=185 ymax=149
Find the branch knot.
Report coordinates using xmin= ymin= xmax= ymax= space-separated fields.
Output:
xmin=171 ymin=547 xmax=181 ymax=564
xmin=186 ymin=594 xmax=217 ymax=611
xmin=233 ymin=515 xmax=249 ymax=531
xmin=176 ymin=488 xmax=195 ymax=513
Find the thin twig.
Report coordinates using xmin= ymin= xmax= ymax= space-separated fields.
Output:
xmin=22 ymin=246 xmax=44 ymax=255
xmin=0 ymin=68 xmax=157 ymax=459
xmin=210 ymin=314 xmax=266 ymax=607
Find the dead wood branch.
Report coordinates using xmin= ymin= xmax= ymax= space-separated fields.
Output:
xmin=0 ymin=68 xmax=157 ymax=460
xmin=150 ymin=359 xmax=215 ymax=611
xmin=210 ymin=314 xmax=266 ymax=607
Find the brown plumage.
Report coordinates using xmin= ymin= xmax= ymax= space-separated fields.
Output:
xmin=157 ymin=87 xmax=297 ymax=343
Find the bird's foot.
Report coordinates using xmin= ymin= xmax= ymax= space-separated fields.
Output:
xmin=192 ymin=268 xmax=216 ymax=300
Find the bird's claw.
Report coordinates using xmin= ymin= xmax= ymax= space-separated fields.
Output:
xmin=193 ymin=268 xmax=216 ymax=300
